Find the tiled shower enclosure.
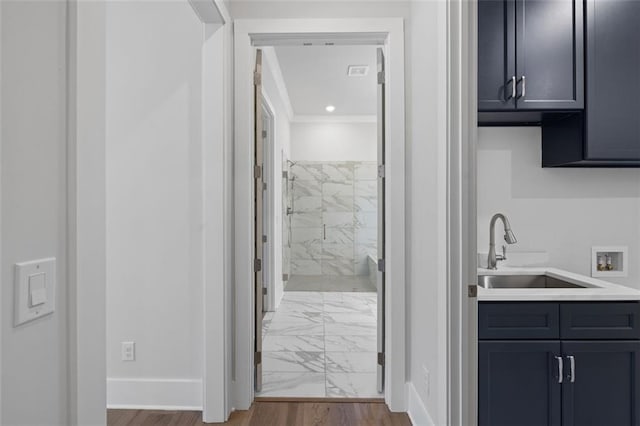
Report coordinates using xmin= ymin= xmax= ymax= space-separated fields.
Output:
xmin=289 ymin=161 xmax=378 ymax=276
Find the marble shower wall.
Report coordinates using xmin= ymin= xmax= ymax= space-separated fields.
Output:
xmin=290 ymin=161 xmax=378 ymax=276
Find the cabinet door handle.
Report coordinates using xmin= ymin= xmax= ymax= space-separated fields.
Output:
xmin=323 ymin=224 xmax=326 ymax=240
xmin=567 ymin=356 xmax=576 ymax=383
xmin=506 ymin=76 xmax=517 ymax=100
xmin=555 ymin=356 xmax=563 ymax=384
xmin=517 ymin=75 xmax=526 ymax=99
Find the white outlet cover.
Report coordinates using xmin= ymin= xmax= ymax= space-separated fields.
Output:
xmin=121 ymin=341 xmax=136 ymax=361
xmin=14 ymin=258 xmax=56 ymax=326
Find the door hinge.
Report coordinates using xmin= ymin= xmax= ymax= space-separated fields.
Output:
xmin=468 ymin=284 xmax=478 ymax=298
xmin=378 ymin=71 xmax=386 ymax=85
xmin=254 ymin=165 xmax=262 ymax=179
xmin=378 ymin=164 xmax=386 ymax=178
xmin=255 ymin=351 xmax=262 ymax=365
xmin=262 ymin=235 xmax=267 ymax=243
xmin=262 ymin=130 xmax=267 ymax=139
xmin=378 ymin=258 xmax=386 ymax=273
xmin=263 ymin=182 xmax=267 ymax=191
xmin=254 ymin=258 xmax=262 ymax=272
xmin=378 ymin=352 xmax=385 ymax=366
xmin=262 ymin=287 xmax=267 ymax=295
xmin=254 ymin=72 xmax=262 ymax=86
xmin=283 ymin=273 xmax=289 ymax=281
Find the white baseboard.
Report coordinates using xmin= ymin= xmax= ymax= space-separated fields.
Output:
xmin=406 ymin=382 xmax=435 ymax=426
xmin=107 ymin=378 xmax=203 ymax=411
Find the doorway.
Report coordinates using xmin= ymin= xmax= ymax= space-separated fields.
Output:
xmin=234 ymin=19 xmax=406 ymax=410
xmin=255 ymin=44 xmax=384 ymax=399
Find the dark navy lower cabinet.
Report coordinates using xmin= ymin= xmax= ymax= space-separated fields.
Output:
xmin=562 ymin=341 xmax=640 ymax=426
xmin=479 ymin=302 xmax=640 ymax=426
xmin=479 ymin=341 xmax=562 ymax=426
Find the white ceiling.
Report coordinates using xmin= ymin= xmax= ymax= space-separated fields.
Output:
xmin=273 ymin=45 xmax=378 ymax=117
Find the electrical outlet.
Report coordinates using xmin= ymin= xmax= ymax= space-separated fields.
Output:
xmin=422 ymin=366 xmax=430 ymax=397
xmin=121 ymin=341 xmax=135 ymax=361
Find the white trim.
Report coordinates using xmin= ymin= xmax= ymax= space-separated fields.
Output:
xmin=407 ymin=383 xmax=436 ymax=426
xmin=188 ymin=0 xmax=224 ymax=25
xmin=201 ymin=21 xmax=231 ymax=423
xmin=233 ymin=18 xmax=406 ymax=412
xmin=67 ymin=2 xmax=107 ymax=425
xmin=446 ymin=1 xmax=478 ymax=425
xmin=261 ymin=96 xmax=277 ymax=313
xmin=107 ymin=378 xmax=203 ymax=411
xmin=262 ymin=47 xmax=295 ymax=121
xmin=252 ymin=32 xmax=387 ymax=46
xmin=291 ymin=115 xmax=377 ymax=123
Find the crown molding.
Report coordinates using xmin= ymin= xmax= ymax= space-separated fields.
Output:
xmin=291 ymin=115 xmax=377 ymax=123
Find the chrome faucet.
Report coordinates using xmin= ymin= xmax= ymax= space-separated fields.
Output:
xmin=488 ymin=213 xmax=517 ymax=270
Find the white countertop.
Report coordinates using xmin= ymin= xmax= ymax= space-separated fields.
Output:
xmin=477 ymin=267 xmax=640 ymax=301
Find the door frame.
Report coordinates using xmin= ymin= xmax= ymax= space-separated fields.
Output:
xmin=260 ymin=94 xmax=277 ymax=313
xmin=233 ymin=18 xmax=406 ymax=411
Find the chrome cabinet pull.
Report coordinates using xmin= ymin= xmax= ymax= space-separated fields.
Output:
xmin=555 ymin=356 xmax=564 ymax=384
xmin=517 ymin=75 xmax=526 ymax=99
xmin=323 ymin=224 xmax=326 ymax=240
xmin=567 ymin=356 xmax=576 ymax=383
xmin=506 ymin=76 xmax=517 ymax=100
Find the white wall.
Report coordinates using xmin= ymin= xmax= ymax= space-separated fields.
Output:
xmin=263 ymin=48 xmax=292 ymax=310
xmin=105 ymin=1 xmax=205 ymax=408
xmin=290 ymin=122 xmax=377 ymax=162
xmin=1 ymin=1 xmax=69 ymax=424
xmin=405 ymin=2 xmax=448 ymax=424
xmin=230 ymin=1 xmax=448 ymax=423
xmin=478 ymin=127 xmax=640 ymax=288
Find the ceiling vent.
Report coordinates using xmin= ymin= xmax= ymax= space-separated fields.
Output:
xmin=347 ymin=65 xmax=369 ymax=77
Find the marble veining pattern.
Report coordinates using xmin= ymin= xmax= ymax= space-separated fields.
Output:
xmin=257 ymin=291 xmax=382 ymax=398
xmin=290 ymin=161 xmax=377 ymax=277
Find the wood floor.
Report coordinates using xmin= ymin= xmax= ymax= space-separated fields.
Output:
xmin=107 ymin=402 xmax=412 ymax=426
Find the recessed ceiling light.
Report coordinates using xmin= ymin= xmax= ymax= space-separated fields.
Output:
xmin=325 ymin=105 xmax=336 ymax=113
xmin=348 ymin=65 xmax=369 ymax=77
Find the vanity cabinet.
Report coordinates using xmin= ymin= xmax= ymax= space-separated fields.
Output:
xmin=479 ymin=302 xmax=640 ymax=426
xmin=478 ymin=0 xmax=584 ymax=116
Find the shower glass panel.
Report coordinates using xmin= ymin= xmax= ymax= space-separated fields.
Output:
xmin=287 ymin=161 xmax=378 ymax=291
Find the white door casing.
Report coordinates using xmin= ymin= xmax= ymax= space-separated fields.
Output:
xmin=233 ymin=18 xmax=406 ymax=411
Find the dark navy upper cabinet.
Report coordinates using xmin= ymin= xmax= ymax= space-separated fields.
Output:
xmin=478 ymin=0 xmax=584 ymax=118
xmin=562 ymin=341 xmax=640 ymax=426
xmin=478 ymin=0 xmax=515 ymax=111
xmin=584 ymin=0 xmax=640 ymax=161
xmin=542 ymin=0 xmax=640 ymax=166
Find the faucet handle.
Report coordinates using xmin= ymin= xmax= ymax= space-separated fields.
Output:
xmin=496 ymin=245 xmax=508 ymax=262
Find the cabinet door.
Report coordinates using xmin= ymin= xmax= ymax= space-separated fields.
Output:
xmin=515 ymin=0 xmax=584 ymax=110
xmin=478 ymin=0 xmax=516 ymax=111
xmin=562 ymin=341 xmax=640 ymax=426
xmin=479 ymin=341 xmax=562 ymax=426
xmin=585 ymin=0 xmax=640 ymax=160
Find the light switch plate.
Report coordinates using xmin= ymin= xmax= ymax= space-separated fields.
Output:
xmin=14 ymin=258 xmax=56 ymax=326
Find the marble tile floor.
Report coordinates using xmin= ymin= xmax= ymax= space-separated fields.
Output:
xmin=258 ymin=291 xmax=382 ymax=399
xmin=285 ymin=275 xmax=376 ymax=292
